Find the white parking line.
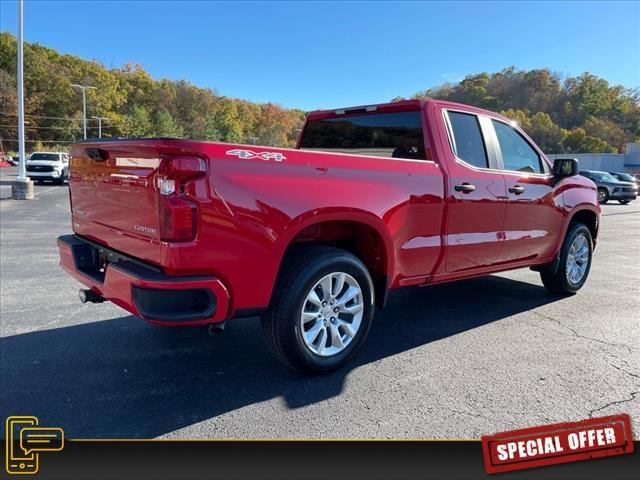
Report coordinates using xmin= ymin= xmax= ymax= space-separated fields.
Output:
xmin=35 ymin=186 xmax=64 ymax=197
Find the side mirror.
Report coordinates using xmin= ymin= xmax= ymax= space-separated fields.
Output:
xmin=552 ymin=158 xmax=578 ymax=177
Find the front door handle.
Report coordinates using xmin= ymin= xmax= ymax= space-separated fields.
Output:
xmin=454 ymin=183 xmax=476 ymax=193
xmin=508 ymin=185 xmax=525 ymax=195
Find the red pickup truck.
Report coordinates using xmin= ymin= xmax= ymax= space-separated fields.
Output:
xmin=58 ymin=99 xmax=599 ymax=372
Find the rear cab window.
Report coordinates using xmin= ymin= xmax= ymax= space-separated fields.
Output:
xmin=299 ymin=111 xmax=426 ymax=160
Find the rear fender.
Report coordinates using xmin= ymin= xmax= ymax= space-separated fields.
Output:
xmin=270 ymin=209 xmax=395 ymax=305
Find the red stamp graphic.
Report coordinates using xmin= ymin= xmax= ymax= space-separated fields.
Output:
xmin=481 ymin=414 xmax=634 ymax=474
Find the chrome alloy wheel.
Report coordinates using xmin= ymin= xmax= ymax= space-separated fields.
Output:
xmin=566 ymin=234 xmax=589 ymax=285
xmin=597 ymin=190 xmax=607 ymax=203
xmin=299 ymin=272 xmax=364 ymax=357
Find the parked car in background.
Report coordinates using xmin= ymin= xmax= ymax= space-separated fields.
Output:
xmin=10 ymin=156 xmax=19 ymax=166
xmin=26 ymin=151 xmax=69 ymax=184
xmin=58 ymin=99 xmax=600 ymax=373
xmin=580 ymin=170 xmax=637 ymax=204
xmin=0 ymin=152 xmax=13 ymax=166
xmin=609 ymin=172 xmax=640 ymax=195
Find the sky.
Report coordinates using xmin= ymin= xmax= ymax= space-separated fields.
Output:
xmin=0 ymin=0 xmax=638 ymax=111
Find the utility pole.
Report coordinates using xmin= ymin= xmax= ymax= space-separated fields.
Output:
xmin=12 ymin=0 xmax=34 ymax=200
xmin=91 ymin=116 xmax=108 ymax=138
xmin=71 ymin=84 xmax=96 ymax=139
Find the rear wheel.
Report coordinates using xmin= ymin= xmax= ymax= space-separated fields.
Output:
xmin=262 ymin=246 xmax=375 ymax=373
xmin=540 ymin=222 xmax=593 ymax=294
xmin=597 ymin=188 xmax=609 ymax=204
xmin=618 ymin=200 xmax=631 ymax=205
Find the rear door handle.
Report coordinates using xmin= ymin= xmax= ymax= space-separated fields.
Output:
xmin=454 ymin=183 xmax=476 ymax=193
xmin=508 ymin=185 xmax=525 ymax=195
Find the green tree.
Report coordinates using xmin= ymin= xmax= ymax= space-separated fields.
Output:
xmin=154 ymin=109 xmax=184 ymax=137
xmin=209 ymin=98 xmax=244 ymax=143
xmin=501 ymin=109 xmax=532 ymax=131
xmin=125 ymin=105 xmax=152 ymax=137
xmin=529 ymin=112 xmax=564 ymax=153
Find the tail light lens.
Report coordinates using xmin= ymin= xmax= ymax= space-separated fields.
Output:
xmin=157 ymin=156 xmax=206 ymax=242
xmin=159 ymin=195 xmax=196 ymax=241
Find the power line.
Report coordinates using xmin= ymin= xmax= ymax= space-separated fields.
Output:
xmin=0 ymin=138 xmax=76 ymax=143
xmin=0 ymin=124 xmax=81 ymax=130
xmin=0 ymin=111 xmax=85 ymax=121
xmin=0 ymin=124 xmax=109 ymax=130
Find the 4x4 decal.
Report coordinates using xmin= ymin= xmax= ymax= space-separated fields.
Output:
xmin=226 ymin=149 xmax=286 ymax=162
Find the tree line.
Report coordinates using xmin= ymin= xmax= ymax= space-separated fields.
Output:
xmin=406 ymin=67 xmax=639 ymax=153
xmin=0 ymin=32 xmax=305 ymax=152
xmin=1 ymin=32 xmax=638 ymax=154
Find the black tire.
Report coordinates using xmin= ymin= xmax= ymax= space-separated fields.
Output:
xmin=540 ymin=222 xmax=593 ymax=295
xmin=262 ymin=246 xmax=375 ymax=373
xmin=597 ymin=188 xmax=609 ymax=204
xmin=618 ymin=200 xmax=631 ymax=205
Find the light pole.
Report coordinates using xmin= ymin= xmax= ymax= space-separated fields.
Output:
xmin=71 ymin=84 xmax=96 ymax=139
xmin=12 ymin=0 xmax=34 ymax=200
xmin=91 ymin=116 xmax=108 ymax=138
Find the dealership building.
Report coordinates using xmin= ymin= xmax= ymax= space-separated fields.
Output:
xmin=547 ymin=143 xmax=640 ymax=174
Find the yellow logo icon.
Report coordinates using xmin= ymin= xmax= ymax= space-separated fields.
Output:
xmin=5 ymin=416 xmax=64 ymax=475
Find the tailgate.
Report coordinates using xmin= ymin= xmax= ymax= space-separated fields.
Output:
xmin=69 ymin=140 xmax=166 ymax=266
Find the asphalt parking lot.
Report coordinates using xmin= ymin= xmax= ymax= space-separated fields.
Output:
xmin=1 ymin=166 xmax=639 ymax=439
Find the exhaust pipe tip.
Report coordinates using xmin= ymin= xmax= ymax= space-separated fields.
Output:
xmin=79 ymin=288 xmax=105 ymax=304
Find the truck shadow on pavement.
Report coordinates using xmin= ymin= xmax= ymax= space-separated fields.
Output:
xmin=1 ymin=275 xmax=563 ymax=438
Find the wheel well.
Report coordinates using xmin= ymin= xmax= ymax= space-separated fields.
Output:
xmin=570 ymin=209 xmax=598 ymax=241
xmin=279 ymin=221 xmax=389 ymax=308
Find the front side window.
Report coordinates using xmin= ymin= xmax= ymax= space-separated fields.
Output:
xmin=299 ymin=111 xmax=426 ymax=160
xmin=492 ymin=120 xmax=543 ymax=174
xmin=447 ymin=111 xmax=488 ymax=169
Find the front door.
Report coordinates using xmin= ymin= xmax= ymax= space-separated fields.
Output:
xmin=489 ymin=119 xmax=564 ymax=263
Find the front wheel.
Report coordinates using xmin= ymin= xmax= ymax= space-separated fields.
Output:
xmin=618 ymin=200 xmax=631 ymax=205
xmin=597 ymin=188 xmax=609 ymax=204
xmin=262 ymin=246 xmax=375 ymax=373
xmin=540 ymin=222 xmax=593 ymax=294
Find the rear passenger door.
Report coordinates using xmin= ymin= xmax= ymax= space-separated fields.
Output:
xmin=441 ymin=110 xmax=508 ymax=273
xmin=489 ymin=119 xmax=563 ymax=263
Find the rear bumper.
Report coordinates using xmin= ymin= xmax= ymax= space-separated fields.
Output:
xmin=57 ymin=234 xmax=229 ymax=326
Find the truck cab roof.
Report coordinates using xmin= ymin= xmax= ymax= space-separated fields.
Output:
xmin=306 ymin=99 xmax=513 ymax=124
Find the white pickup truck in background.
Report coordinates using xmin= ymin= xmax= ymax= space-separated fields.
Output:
xmin=25 ymin=151 xmax=69 ymax=184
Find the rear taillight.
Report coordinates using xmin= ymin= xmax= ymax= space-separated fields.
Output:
xmin=157 ymin=156 xmax=206 ymax=242
xmin=159 ymin=195 xmax=196 ymax=241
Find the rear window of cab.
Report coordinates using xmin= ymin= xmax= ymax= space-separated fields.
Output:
xmin=299 ymin=111 xmax=426 ymax=160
